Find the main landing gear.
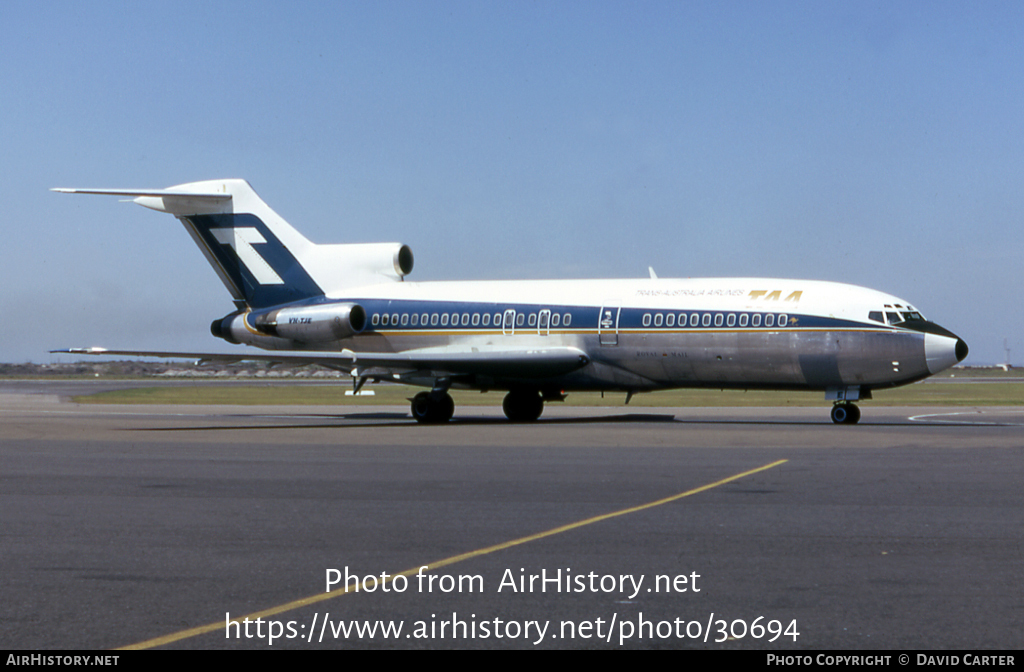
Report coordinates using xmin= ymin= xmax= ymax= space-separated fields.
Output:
xmin=410 ymin=391 xmax=454 ymax=424
xmin=410 ymin=389 xmax=546 ymax=424
xmin=830 ymin=402 xmax=861 ymax=425
xmin=502 ymin=389 xmax=544 ymax=422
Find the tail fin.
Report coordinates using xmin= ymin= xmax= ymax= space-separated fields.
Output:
xmin=54 ymin=179 xmax=413 ymax=310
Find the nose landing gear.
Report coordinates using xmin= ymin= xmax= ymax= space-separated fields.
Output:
xmin=830 ymin=402 xmax=861 ymax=425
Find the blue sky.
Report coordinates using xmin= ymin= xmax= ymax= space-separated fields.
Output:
xmin=2 ymin=1 xmax=1021 ymax=364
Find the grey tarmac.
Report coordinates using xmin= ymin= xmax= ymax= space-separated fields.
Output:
xmin=1 ymin=381 xmax=1021 ymax=649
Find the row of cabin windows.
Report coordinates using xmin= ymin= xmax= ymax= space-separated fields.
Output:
xmin=642 ymin=312 xmax=789 ymax=329
xmin=370 ymin=311 xmax=574 ymax=329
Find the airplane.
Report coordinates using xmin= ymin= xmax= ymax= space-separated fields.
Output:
xmin=52 ymin=179 xmax=968 ymax=425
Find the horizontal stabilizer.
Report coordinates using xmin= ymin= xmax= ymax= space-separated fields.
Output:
xmin=52 ymin=185 xmax=234 ymax=217
xmin=51 ymin=188 xmax=232 ymax=200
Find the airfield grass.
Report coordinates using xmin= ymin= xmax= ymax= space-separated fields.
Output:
xmin=72 ymin=380 xmax=1024 ymax=407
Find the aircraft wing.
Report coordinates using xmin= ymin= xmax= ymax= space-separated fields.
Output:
xmin=50 ymin=346 xmax=591 ymax=380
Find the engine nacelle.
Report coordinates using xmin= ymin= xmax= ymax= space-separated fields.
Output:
xmin=210 ymin=312 xmax=242 ymax=344
xmin=307 ymin=243 xmax=414 ymax=295
xmin=252 ymin=303 xmax=368 ymax=343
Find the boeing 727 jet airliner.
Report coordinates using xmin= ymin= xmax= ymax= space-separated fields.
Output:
xmin=53 ymin=179 xmax=968 ymax=424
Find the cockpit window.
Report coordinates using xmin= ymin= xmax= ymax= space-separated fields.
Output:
xmin=868 ymin=311 xmax=884 ymax=323
xmin=901 ymin=311 xmax=924 ymax=322
xmin=885 ymin=312 xmax=902 ymax=325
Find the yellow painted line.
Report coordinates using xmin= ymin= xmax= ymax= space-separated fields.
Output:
xmin=119 ymin=458 xmax=787 ymax=650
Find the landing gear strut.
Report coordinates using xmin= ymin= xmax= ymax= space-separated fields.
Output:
xmin=502 ymin=389 xmax=544 ymax=422
xmin=411 ymin=391 xmax=455 ymax=424
xmin=830 ymin=402 xmax=861 ymax=425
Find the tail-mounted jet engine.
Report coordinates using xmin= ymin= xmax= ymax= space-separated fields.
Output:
xmin=211 ymin=303 xmax=367 ymax=345
xmin=253 ymin=303 xmax=367 ymax=343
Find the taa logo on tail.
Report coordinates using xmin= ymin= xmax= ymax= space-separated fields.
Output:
xmin=210 ymin=227 xmax=284 ymax=285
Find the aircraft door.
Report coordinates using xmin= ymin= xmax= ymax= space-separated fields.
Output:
xmin=502 ymin=309 xmax=516 ymax=335
xmin=538 ymin=309 xmax=551 ymax=335
xmin=598 ymin=306 xmax=620 ymax=346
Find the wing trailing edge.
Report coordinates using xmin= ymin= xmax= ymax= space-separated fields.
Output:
xmin=51 ymin=346 xmax=591 ymax=380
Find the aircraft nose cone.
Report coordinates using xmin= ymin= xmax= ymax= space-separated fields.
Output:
xmin=925 ymin=331 xmax=968 ymax=375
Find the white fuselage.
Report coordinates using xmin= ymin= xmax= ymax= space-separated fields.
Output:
xmin=225 ymin=276 xmax=961 ymax=395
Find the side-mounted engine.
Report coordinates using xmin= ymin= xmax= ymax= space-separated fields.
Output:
xmin=211 ymin=302 xmax=367 ymax=347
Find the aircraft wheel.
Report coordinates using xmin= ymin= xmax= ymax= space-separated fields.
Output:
xmin=438 ymin=393 xmax=455 ymax=422
xmin=830 ymin=403 xmax=860 ymax=425
xmin=411 ymin=392 xmax=433 ymax=423
xmin=411 ymin=392 xmax=454 ymax=424
xmin=503 ymin=390 xmax=543 ymax=422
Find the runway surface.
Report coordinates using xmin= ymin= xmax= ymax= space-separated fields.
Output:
xmin=2 ymin=381 xmax=1022 ymax=650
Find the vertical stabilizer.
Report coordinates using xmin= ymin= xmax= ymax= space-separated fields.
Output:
xmin=54 ymin=179 xmax=414 ymax=310
xmin=147 ymin=179 xmax=324 ymax=309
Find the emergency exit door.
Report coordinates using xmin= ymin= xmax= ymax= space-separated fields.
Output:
xmin=598 ymin=306 xmax=619 ymax=346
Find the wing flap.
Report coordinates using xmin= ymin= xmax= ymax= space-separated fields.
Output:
xmin=342 ymin=347 xmax=590 ymax=378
